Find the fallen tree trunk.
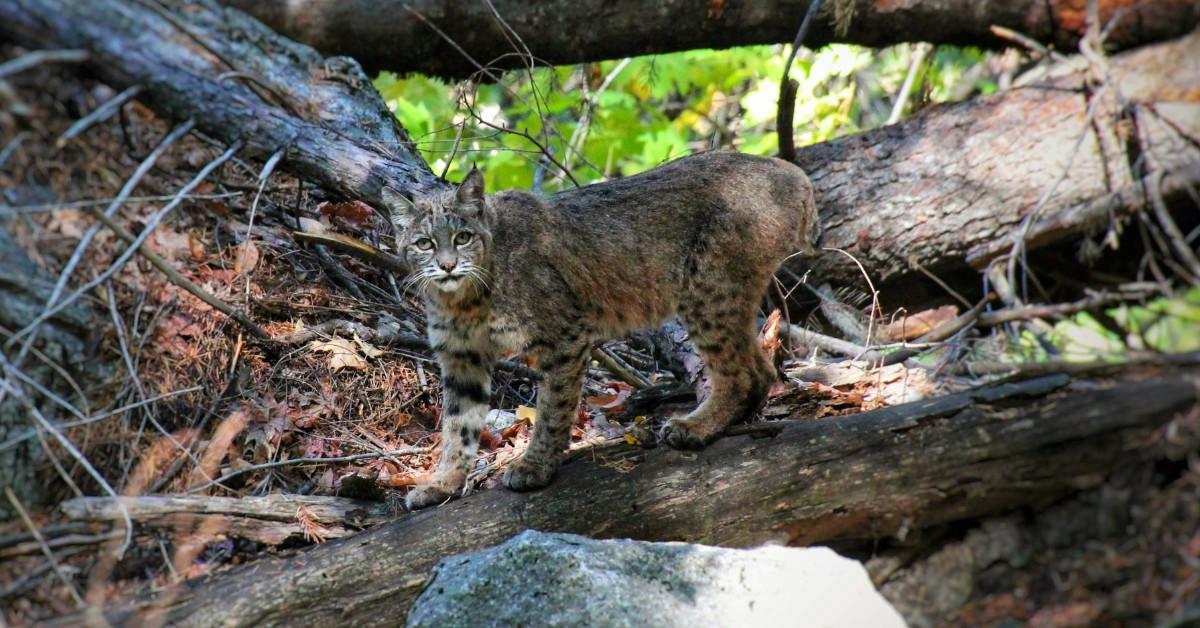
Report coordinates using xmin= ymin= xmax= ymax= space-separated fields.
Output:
xmin=223 ymin=0 xmax=1200 ymax=77
xmin=2 ymin=2 xmax=1196 ymax=305
xmin=797 ymin=28 xmax=1200 ymax=290
xmin=0 ymin=0 xmax=447 ymax=211
xmin=92 ymin=367 xmax=1199 ymax=626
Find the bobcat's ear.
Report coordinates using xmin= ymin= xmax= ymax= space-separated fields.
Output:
xmin=455 ymin=167 xmax=485 ymax=216
xmin=381 ymin=186 xmax=421 ymax=231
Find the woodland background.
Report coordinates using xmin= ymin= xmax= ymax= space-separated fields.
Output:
xmin=1 ymin=0 xmax=1199 ymax=625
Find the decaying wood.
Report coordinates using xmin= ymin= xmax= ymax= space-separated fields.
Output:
xmin=222 ymin=0 xmax=1200 ymax=78
xmin=59 ymin=495 xmax=394 ymax=546
xmin=2 ymin=2 xmax=1196 ymax=311
xmin=0 ymin=0 xmax=448 ymax=207
xmin=87 ymin=369 xmax=1199 ymax=626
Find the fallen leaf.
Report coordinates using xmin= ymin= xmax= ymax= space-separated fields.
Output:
xmin=586 ymin=382 xmax=634 ymax=414
xmin=317 ymin=200 xmax=375 ymax=225
xmin=352 ymin=332 xmax=384 ymax=359
xmin=297 ymin=217 xmax=328 ymax=234
xmin=309 ymin=337 xmax=368 ymax=371
xmin=235 ymin=240 xmax=260 ymax=275
xmin=516 ymin=405 xmax=538 ymax=424
xmin=879 ymin=305 xmax=958 ymax=341
xmin=759 ymin=309 xmax=783 ymax=361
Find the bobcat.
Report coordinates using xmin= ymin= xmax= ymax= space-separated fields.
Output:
xmin=383 ymin=150 xmax=819 ymax=510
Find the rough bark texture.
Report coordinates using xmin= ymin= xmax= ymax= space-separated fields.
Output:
xmin=90 ymin=369 xmax=1199 ymax=626
xmin=3 ymin=2 xmax=1197 ymax=304
xmin=222 ymin=0 xmax=1200 ymax=78
xmin=796 ymin=26 xmax=1200 ymax=286
xmin=0 ymin=225 xmax=94 ymax=518
xmin=0 ymin=0 xmax=448 ymax=206
xmin=797 ymin=28 xmax=1200 ymax=291
xmin=59 ymin=494 xmax=394 ymax=545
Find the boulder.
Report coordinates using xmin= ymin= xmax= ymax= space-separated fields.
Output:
xmin=408 ymin=530 xmax=905 ymax=627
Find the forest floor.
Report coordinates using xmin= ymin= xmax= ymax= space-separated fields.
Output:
xmin=1 ymin=66 xmax=1197 ymax=626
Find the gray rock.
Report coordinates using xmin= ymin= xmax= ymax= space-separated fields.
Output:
xmin=408 ymin=530 xmax=906 ymax=627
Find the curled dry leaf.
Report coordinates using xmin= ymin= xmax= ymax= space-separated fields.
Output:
xmin=879 ymin=305 xmax=958 ymax=341
xmin=586 ymin=382 xmax=634 ymax=414
xmin=297 ymin=216 xmax=328 ymax=234
xmin=317 ymin=200 xmax=375 ymax=225
xmin=352 ymin=332 xmax=384 ymax=359
xmin=309 ymin=337 xmax=369 ymax=371
xmin=235 ymin=239 xmax=260 ymax=275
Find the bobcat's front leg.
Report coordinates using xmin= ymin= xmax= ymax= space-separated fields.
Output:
xmin=407 ymin=320 xmax=493 ymax=510
xmin=503 ymin=337 xmax=589 ymax=491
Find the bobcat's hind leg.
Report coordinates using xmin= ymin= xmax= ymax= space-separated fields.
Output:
xmin=663 ymin=301 xmax=774 ymax=449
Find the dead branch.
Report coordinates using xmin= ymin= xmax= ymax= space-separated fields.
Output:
xmin=59 ymin=494 xmax=395 ymax=546
xmin=84 ymin=204 xmax=271 ymax=341
xmin=88 ymin=368 xmax=1200 ymax=626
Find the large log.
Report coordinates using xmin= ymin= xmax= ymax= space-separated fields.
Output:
xmin=0 ymin=0 xmax=447 ymax=210
xmin=798 ymin=28 xmax=1200 ymax=290
xmin=2 ymin=1 xmax=1197 ymax=304
xmin=221 ymin=0 xmax=1200 ymax=77
xmin=93 ymin=367 xmax=1199 ymax=626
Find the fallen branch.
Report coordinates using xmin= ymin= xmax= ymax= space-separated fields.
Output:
xmin=61 ymin=494 xmax=395 ymax=546
xmin=98 ymin=368 xmax=1200 ymax=625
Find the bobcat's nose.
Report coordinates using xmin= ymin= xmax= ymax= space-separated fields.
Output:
xmin=439 ymin=260 xmax=456 ymax=272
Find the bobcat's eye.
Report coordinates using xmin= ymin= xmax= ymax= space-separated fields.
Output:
xmin=453 ymin=231 xmax=474 ymax=246
xmin=414 ymin=237 xmax=434 ymax=251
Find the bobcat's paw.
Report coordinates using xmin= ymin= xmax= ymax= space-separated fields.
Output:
xmin=405 ymin=484 xmax=455 ymax=510
xmin=502 ymin=456 xmax=557 ymax=492
xmin=661 ymin=418 xmax=714 ymax=450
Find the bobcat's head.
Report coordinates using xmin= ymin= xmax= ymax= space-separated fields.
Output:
xmin=383 ymin=168 xmax=493 ymax=297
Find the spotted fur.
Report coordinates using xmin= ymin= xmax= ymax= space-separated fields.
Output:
xmin=385 ymin=151 xmax=819 ymax=510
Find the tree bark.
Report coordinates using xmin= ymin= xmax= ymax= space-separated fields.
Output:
xmin=221 ymin=0 xmax=1200 ymax=78
xmin=88 ymin=367 xmax=1199 ymax=626
xmin=0 ymin=0 xmax=449 ymax=209
xmin=796 ymin=28 xmax=1200 ymax=291
xmin=2 ymin=2 xmax=1196 ymax=305
xmin=0 ymin=225 xmax=94 ymax=518
xmin=59 ymin=494 xmax=395 ymax=545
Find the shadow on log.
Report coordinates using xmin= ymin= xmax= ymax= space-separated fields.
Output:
xmin=79 ymin=364 xmax=1200 ymax=626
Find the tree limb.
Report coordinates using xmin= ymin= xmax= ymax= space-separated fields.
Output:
xmin=222 ymin=0 xmax=1200 ymax=78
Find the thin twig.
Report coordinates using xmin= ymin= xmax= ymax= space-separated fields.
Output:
xmin=0 ymin=366 xmax=134 ymax=557
xmin=1147 ymin=167 xmax=1200 ymax=284
xmin=989 ymin=25 xmax=1066 ymax=62
xmin=777 ymin=0 xmax=823 ymax=162
xmin=887 ymin=43 xmax=932 ymax=125
xmin=0 ymin=49 xmax=87 ymax=78
xmin=8 ymin=140 xmax=243 ymax=344
xmin=56 ymin=85 xmax=143 ymax=146
xmin=187 ymin=447 xmax=425 ymax=493
xmin=0 ymin=131 xmax=29 ymax=170
xmin=4 ymin=488 xmax=85 ymax=606
xmin=83 ymin=203 xmax=271 ymax=340
xmin=593 ymin=346 xmax=651 ymax=389
xmin=0 ymin=386 xmax=203 ymax=453
xmin=0 ymin=192 xmax=243 ymax=216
